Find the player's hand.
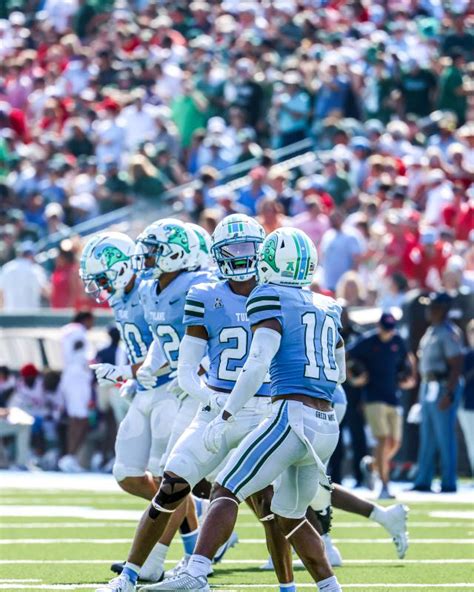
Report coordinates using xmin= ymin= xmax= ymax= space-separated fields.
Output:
xmin=119 ymin=380 xmax=137 ymax=402
xmin=136 ymin=365 xmax=156 ymax=389
xmin=203 ymin=411 xmax=233 ymax=454
xmin=90 ymin=364 xmax=132 ymax=386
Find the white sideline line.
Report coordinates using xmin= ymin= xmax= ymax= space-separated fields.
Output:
xmin=0 ymin=580 xmax=41 ymax=583
xmin=0 ymin=521 xmax=470 ymax=530
xmin=1 ymin=537 xmax=474 ymax=544
xmin=1 ymin=559 xmax=474 ymax=566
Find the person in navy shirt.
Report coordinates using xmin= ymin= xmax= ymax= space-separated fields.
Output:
xmin=347 ymin=312 xmax=415 ymax=499
xmin=458 ymin=319 xmax=474 ymax=479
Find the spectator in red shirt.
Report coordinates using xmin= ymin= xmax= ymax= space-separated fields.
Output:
xmin=50 ymin=248 xmax=80 ymax=309
xmin=406 ymin=228 xmax=452 ymax=290
xmin=380 ymin=211 xmax=416 ymax=278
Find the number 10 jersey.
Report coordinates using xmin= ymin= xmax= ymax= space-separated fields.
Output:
xmin=183 ymin=279 xmax=270 ymax=396
xmin=246 ymin=284 xmax=342 ymax=403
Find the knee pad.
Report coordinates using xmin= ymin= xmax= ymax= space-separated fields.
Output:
xmin=148 ymin=472 xmax=191 ymax=520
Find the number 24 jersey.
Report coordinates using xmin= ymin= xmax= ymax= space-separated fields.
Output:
xmin=183 ymin=279 xmax=269 ymax=395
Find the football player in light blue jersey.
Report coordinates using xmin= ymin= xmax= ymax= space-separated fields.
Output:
xmin=81 ymin=231 xmax=184 ymax=582
xmin=80 ymin=232 xmax=176 ymax=494
xmin=155 ymin=227 xmax=345 ymax=592
xmin=93 ymin=219 xmax=218 ymax=592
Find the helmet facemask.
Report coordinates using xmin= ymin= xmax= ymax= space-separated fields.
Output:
xmin=133 ymin=240 xmax=171 ymax=279
xmin=212 ymin=238 xmax=262 ymax=282
xmin=80 ymin=269 xmax=118 ymax=303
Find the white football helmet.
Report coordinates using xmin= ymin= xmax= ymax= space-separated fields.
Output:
xmin=257 ymin=227 xmax=318 ymax=287
xmin=133 ymin=218 xmax=198 ymax=278
xmin=187 ymin=223 xmax=213 ymax=270
xmin=80 ymin=232 xmax=135 ymax=302
xmin=211 ymin=214 xmax=265 ymax=281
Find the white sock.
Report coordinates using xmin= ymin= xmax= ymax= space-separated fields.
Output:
xmin=186 ymin=554 xmax=212 ymax=578
xmin=140 ymin=542 xmax=169 ymax=578
xmin=317 ymin=575 xmax=342 ymax=591
xmin=369 ymin=504 xmax=386 ymax=525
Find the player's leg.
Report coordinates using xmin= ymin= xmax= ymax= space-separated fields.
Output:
xmin=131 ymin=391 xmax=185 ymax=581
xmin=113 ymin=396 xmax=156 ymax=500
xmin=330 ymin=484 xmax=409 ymax=559
xmin=110 ymin=404 xmax=231 ymax=585
xmin=141 ymin=401 xmax=330 ymax=591
xmin=270 ymin=403 xmax=341 ymax=590
xmin=249 ymin=486 xmax=294 ymax=587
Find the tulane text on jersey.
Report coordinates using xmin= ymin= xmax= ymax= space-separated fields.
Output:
xmin=139 ymin=270 xmax=213 ymax=370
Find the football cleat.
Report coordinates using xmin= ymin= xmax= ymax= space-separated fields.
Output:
xmin=212 ymin=531 xmax=239 ymax=564
xmin=378 ymin=504 xmax=409 ymax=559
xmin=323 ymin=534 xmax=343 ymax=567
xmin=96 ymin=575 xmax=136 ymax=592
xmin=259 ymin=556 xmax=274 ymax=571
xmin=164 ymin=556 xmax=189 ymax=579
xmin=164 ymin=557 xmax=213 ymax=580
xmin=139 ymin=572 xmax=210 ymax=591
xmin=378 ymin=485 xmax=396 ymax=500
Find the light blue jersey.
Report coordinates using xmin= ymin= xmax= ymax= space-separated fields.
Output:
xmin=183 ymin=280 xmax=269 ymax=395
xmin=246 ymin=285 xmax=342 ymax=402
xmin=139 ymin=270 xmax=213 ymax=370
xmin=109 ymin=276 xmax=170 ymax=390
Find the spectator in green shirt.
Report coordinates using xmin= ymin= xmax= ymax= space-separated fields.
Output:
xmin=128 ymin=155 xmax=168 ymax=200
xmin=323 ymin=158 xmax=352 ymax=208
xmin=171 ymin=74 xmax=208 ymax=150
xmin=438 ymin=52 xmax=467 ymax=125
xmin=399 ymin=58 xmax=437 ymax=117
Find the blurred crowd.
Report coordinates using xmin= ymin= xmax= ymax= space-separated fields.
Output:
xmin=0 ymin=0 xmax=474 ymax=312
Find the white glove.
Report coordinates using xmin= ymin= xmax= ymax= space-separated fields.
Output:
xmin=136 ymin=364 xmax=156 ymax=389
xmin=203 ymin=412 xmax=233 ymax=454
xmin=119 ymin=380 xmax=137 ymax=402
xmin=167 ymin=372 xmax=188 ymax=402
xmin=90 ymin=363 xmax=132 ymax=386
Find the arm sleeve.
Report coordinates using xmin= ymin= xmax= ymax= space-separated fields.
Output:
xmin=246 ymin=286 xmax=283 ymax=328
xmin=178 ymin=334 xmax=215 ymax=404
xmin=335 ymin=343 xmax=346 ymax=384
xmin=223 ymin=327 xmax=281 ymax=417
xmin=142 ymin=338 xmax=166 ymax=373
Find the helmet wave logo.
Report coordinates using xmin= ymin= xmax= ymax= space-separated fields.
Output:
xmin=164 ymin=224 xmax=190 ymax=254
xmin=95 ymin=245 xmax=128 ymax=269
xmin=261 ymin=235 xmax=280 ymax=273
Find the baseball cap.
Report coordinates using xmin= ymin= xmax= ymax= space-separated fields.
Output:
xmin=20 ymin=363 xmax=39 ymax=378
xmin=429 ymin=292 xmax=452 ymax=306
xmin=379 ymin=312 xmax=397 ymax=330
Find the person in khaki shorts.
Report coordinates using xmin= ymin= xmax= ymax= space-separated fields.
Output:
xmin=347 ymin=312 xmax=416 ymax=499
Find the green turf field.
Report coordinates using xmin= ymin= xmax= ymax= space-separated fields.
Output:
xmin=0 ymin=485 xmax=473 ymax=591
